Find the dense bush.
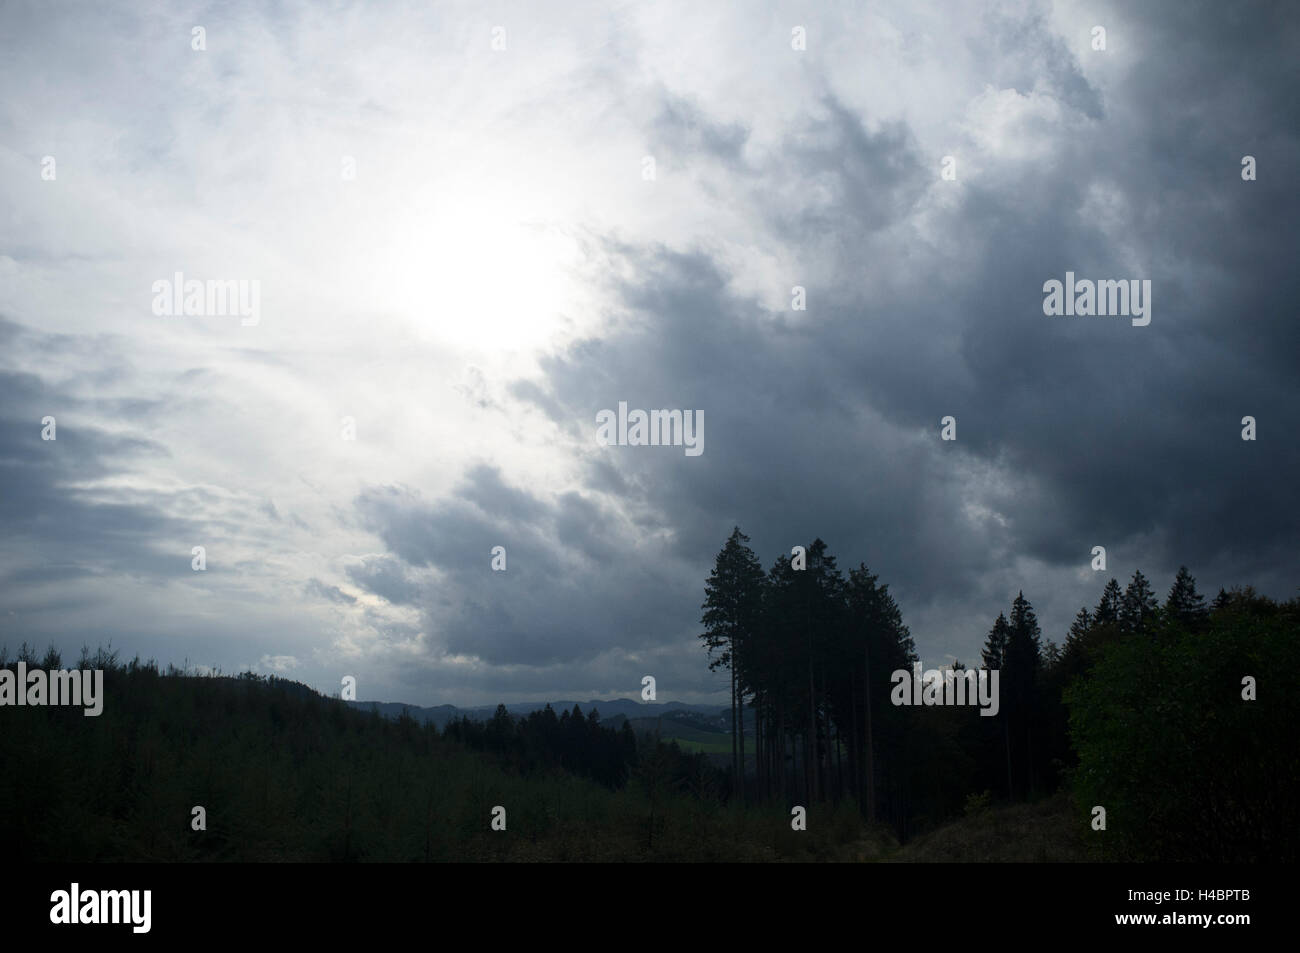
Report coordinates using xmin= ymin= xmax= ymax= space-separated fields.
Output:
xmin=1066 ymin=592 xmax=1300 ymax=862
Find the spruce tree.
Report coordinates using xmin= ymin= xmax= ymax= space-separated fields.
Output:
xmin=1094 ymin=579 xmax=1122 ymax=626
xmin=1166 ymin=566 xmax=1208 ymax=629
xmin=1006 ymin=592 xmax=1043 ymax=797
xmin=981 ymin=611 xmax=1013 ymax=797
xmin=1060 ymin=606 xmax=1092 ymax=678
xmin=1120 ymin=570 xmax=1159 ymax=634
xmin=845 ymin=563 xmax=914 ymax=820
xmin=982 ymin=612 xmax=1010 ymax=669
xmin=1042 ymin=639 xmax=1062 ymax=669
xmin=1066 ymin=607 xmax=1091 ymax=651
xmin=700 ymin=527 xmax=765 ymax=800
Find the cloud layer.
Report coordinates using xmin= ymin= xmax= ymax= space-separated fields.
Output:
xmin=2 ymin=0 xmax=1296 ymax=705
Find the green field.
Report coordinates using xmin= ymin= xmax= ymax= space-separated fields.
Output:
xmin=661 ymin=735 xmax=734 ymax=754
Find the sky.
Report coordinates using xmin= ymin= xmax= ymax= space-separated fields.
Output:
xmin=1 ymin=0 xmax=1296 ymax=707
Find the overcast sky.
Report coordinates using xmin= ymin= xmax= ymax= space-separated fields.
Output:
xmin=1 ymin=0 xmax=1296 ymax=707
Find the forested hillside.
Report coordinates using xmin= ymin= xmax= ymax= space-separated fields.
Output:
xmin=697 ymin=528 xmax=1299 ymax=860
xmin=2 ymin=531 xmax=1295 ymax=862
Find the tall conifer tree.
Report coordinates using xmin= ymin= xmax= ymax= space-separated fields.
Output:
xmin=701 ymin=527 xmax=765 ymax=799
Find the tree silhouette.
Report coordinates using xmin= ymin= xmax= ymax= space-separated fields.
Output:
xmin=1165 ymin=565 xmax=1208 ymax=629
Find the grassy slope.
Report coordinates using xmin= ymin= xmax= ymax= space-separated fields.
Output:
xmin=885 ymin=791 xmax=1092 ymax=862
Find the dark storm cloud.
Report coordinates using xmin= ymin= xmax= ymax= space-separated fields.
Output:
xmin=0 ymin=318 xmax=284 ymax=595
xmin=496 ymin=4 xmax=1299 ymax=659
xmin=0 ymin=356 xmax=190 ymax=585
xmin=513 ymin=240 xmax=998 ymax=613
xmin=344 ymin=554 xmax=423 ymax=606
xmin=771 ymin=98 xmax=929 ymax=241
xmin=651 ymin=94 xmax=752 ymax=167
xmin=924 ymin=1 xmax=1300 ymax=586
xmin=984 ymin=7 xmax=1104 ymax=120
xmin=355 ymin=466 xmax=700 ymax=668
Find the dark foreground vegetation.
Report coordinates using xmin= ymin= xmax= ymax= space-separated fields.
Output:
xmin=0 ymin=531 xmax=1295 ymax=862
xmin=0 ymin=645 xmax=878 ymax=861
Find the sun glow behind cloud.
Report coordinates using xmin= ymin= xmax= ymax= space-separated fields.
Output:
xmin=366 ymin=186 xmax=586 ymax=352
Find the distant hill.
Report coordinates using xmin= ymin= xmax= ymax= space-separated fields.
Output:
xmin=344 ymin=700 xmax=461 ymax=727
xmin=346 ymin=697 xmax=728 ymax=730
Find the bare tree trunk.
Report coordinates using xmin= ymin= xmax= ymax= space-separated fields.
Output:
xmin=835 ymin=721 xmax=843 ymax=802
xmin=737 ymin=669 xmax=746 ymax=804
xmin=812 ymin=672 xmax=820 ymax=801
xmin=1026 ymin=721 xmax=1034 ymax=799
xmin=1004 ymin=714 xmax=1014 ymax=800
xmin=863 ymin=648 xmax=876 ymax=821
xmin=760 ymin=701 xmax=767 ymax=799
xmin=808 ymin=659 xmax=817 ymax=803
xmin=730 ymin=663 xmax=738 ymax=798
xmin=778 ymin=701 xmax=786 ymax=801
xmin=770 ymin=708 xmax=777 ymax=800
xmin=774 ymin=702 xmax=780 ymax=800
xmin=802 ymin=733 xmax=810 ymax=804
xmin=849 ymin=673 xmax=862 ymax=814
xmin=823 ymin=672 xmax=830 ymax=800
